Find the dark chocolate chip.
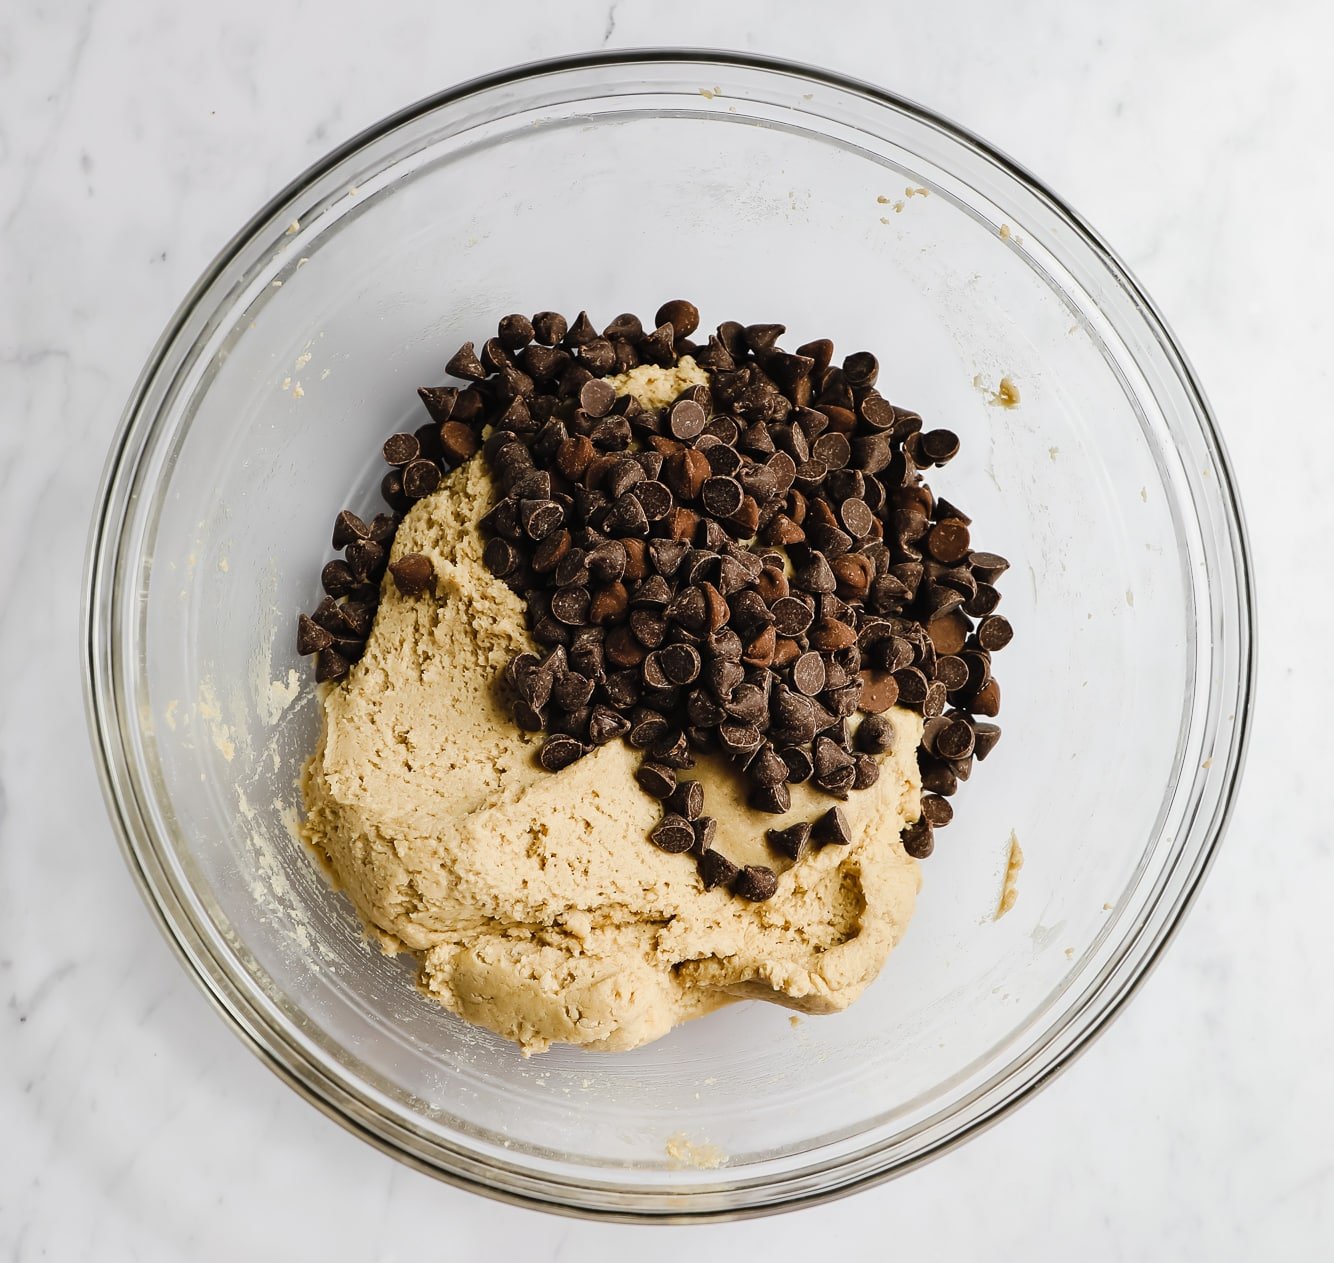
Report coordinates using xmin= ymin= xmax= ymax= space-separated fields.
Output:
xmin=297 ymin=613 xmax=333 ymax=655
xmin=902 ymin=819 xmax=934 ymax=858
xmin=666 ymin=779 xmax=704 ymax=820
xmin=811 ymin=806 xmax=851 ymax=847
xmin=389 ymin=553 xmax=434 ymax=596
xmin=977 ymin=615 xmax=1013 ymax=652
xmin=315 ymin=647 xmax=350 ymax=684
xmin=402 ymin=459 xmax=442 ymax=499
xmin=445 ymin=341 xmax=486 ymax=381
xmin=699 ymin=847 xmax=739 ymax=889
xmin=732 ymin=864 xmax=778 ymax=901
xmin=792 ymin=651 xmax=827 ymax=696
xmin=651 ymin=813 xmax=696 ymax=853
xmin=921 ymin=795 xmax=953 ymax=827
xmin=749 ymin=781 xmax=792 ymax=814
xmin=382 ymin=433 xmax=421 ymax=466
xmin=766 ymin=820 xmax=811 ymax=860
xmin=538 ymin=733 xmax=586 ymax=772
xmin=972 ymin=722 xmax=1002 ymax=760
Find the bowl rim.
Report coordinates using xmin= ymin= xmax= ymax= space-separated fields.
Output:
xmin=82 ymin=47 xmax=1256 ymax=1221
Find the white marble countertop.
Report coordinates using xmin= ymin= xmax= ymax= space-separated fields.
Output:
xmin=2 ymin=1 xmax=1330 ymax=1257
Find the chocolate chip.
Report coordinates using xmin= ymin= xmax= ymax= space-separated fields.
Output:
xmin=812 ymin=806 xmax=851 ymax=847
xmin=918 ymin=429 xmax=960 ymax=465
xmin=699 ymin=847 xmax=739 ymax=889
xmin=446 ymin=341 xmax=486 ymax=381
xmin=763 ymin=820 xmax=810 ymax=861
xmin=666 ymin=397 xmax=707 ymax=441
xmin=579 ymin=377 xmax=617 ymax=418
xmin=920 ymin=758 xmax=957 ymax=797
xmin=856 ymin=713 xmax=895 ymax=754
xmin=701 ymin=476 xmax=743 ymax=518
xmin=813 ymin=738 xmax=855 ymax=794
xmin=926 ymin=612 xmax=970 ymax=656
xmin=588 ymin=705 xmax=629 ymax=745
xmin=320 ymin=559 xmax=356 ymax=598
xmin=892 ymin=667 xmax=929 ymax=706
xmin=744 ymin=779 xmax=786 ymax=814
xmin=389 ymin=553 xmax=434 ymax=596
xmin=972 ymin=722 xmax=1002 ymax=760
xmin=536 ymin=733 xmax=585 ymax=771
xmin=332 ymin=510 xmax=371 ymax=549
xmin=605 ymin=625 xmax=645 ymax=668
xmin=936 ymin=655 xmax=969 ymax=692
xmin=666 ymin=779 xmax=704 ymax=820
xmin=346 ymin=539 xmax=386 ymax=582
xmin=655 ymin=299 xmax=700 ymax=338
xmin=811 ymin=431 xmax=851 ymax=470
xmin=921 ymin=795 xmax=953 ymax=827
xmin=792 ymin=652 xmax=827 ymax=696
xmin=732 ymin=864 xmax=778 ymax=901
xmin=977 ymin=615 xmax=1013 ymax=651
xmin=969 ymin=551 xmax=1010 ymax=584
xmin=496 ymin=313 xmax=534 ymax=350
xmin=297 ymin=613 xmax=333 ymax=655
xmin=402 ymin=459 xmax=442 ymax=500
xmin=902 ymin=819 xmax=934 ymax=858
xmin=793 ymin=553 xmax=836 ymax=595
xmin=439 ymin=421 xmax=479 ymax=465
xmin=550 ymin=586 xmax=590 ymax=625
xmin=533 ymin=529 xmax=573 ymax=575
xmin=520 ymin=498 xmax=565 ymax=540
xmin=718 ymin=722 xmax=763 ymax=756
xmin=651 ymin=813 xmax=696 ymax=853
xmin=807 ymin=617 xmax=856 ymax=653
xmin=315 ymin=647 xmax=350 ymax=683
xmin=382 ymin=432 xmax=421 ymax=466
xmin=841 ymin=351 xmax=879 ymax=389
xmin=970 ymin=677 xmax=1001 ymax=717
xmin=927 ymin=520 xmax=971 ymax=564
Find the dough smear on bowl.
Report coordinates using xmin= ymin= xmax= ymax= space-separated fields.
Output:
xmin=302 ymin=453 xmax=924 ymax=1054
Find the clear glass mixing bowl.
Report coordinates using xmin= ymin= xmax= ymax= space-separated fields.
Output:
xmin=83 ymin=52 xmax=1254 ymax=1219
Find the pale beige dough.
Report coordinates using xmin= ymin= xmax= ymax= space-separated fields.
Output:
xmin=302 ymin=380 xmax=924 ymax=1054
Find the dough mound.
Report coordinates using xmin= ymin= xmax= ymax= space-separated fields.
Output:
xmin=302 ymin=458 xmax=923 ymax=1053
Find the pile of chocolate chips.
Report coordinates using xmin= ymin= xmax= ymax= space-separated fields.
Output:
xmin=296 ymin=301 xmax=1010 ymax=902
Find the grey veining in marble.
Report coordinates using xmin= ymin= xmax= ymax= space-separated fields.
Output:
xmin=2 ymin=0 xmax=1331 ymax=1259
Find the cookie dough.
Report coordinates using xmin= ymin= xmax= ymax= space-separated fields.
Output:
xmin=302 ymin=450 xmax=924 ymax=1055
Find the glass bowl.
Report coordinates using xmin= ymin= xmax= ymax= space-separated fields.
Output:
xmin=83 ymin=51 xmax=1254 ymax=1219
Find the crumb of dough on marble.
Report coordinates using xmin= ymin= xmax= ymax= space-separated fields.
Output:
xmin=218 ymin=557 xmax=229 ymax=572
xmin=877 ymin=194 xmax=890 ymax=204
xmin=294 ymin=350 xmax=312 ymax=371
xmin=993 ymin=831 xmax=1023 ymax=920
xmin=285 ymin=218 xmax=300 ymax=234
xmin=1125 ymin=589 xmax=1135 ymax=607
xmin=789 ymin=1015 xmax=802 ymax=1028
xmin=270 ymin=279 xmax=283 ymax=288
xmin=164 ymin=698 xmax=180 ymax=730
xmin=1064 ymin=947 xmax=1075 ymax=959
xmin=665 ymin=1132 xmax=727 ymax=1169
xmin=1048 ymin=446 xmax=1059 ymax=461
xmin=1139 ymin=486 xmax=1148 ymax=502
xmin=293 ymin=381 xmax=304 ymax=398
xmin=281 ymin=377 xmax=292 ymax=391
xmin=989 ymin=376 xmax=1020 ymax=408
xmin=999 ymin=223 xmax=1012 ymax=239
xmin=698 ymin=86 xmax=721 ymax=100
xmin=301 ymin=455 xmax=924 ymax=1055
xmin=905 ymin=186 xmax=929 ymax=197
